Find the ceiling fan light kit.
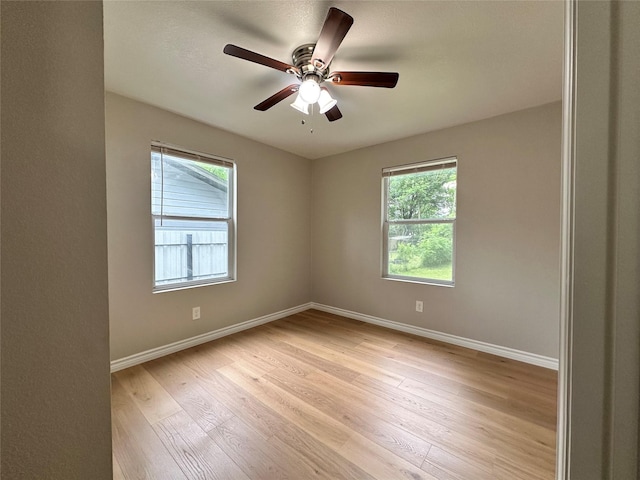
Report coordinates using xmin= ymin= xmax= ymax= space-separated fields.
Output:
xmin=298 ymin=76 xmax=322 ymax=104
xmin=290 ymin=93 xmax=310 ymax=115
xmin=317 ymin=89 xmax=337 ymax=114
xmin=223 ymin=7 xmax=399 ymax=122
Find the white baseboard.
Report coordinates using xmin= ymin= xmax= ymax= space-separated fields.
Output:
xmin=310 ymin=303 xmax=559 ymax=370
xmin=111 ymin=301 xmax=558 ymax=372
xmin=110 ymin=303 xmax=313 ymax=372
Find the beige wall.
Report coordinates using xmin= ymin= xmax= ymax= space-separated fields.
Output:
xmin=106 ymin=93 xmax=312 ymax=360
xmin=312 ymin=102 xmax=562 ymax=358
xmin=1 ymin=2 xmax=112 ymax=478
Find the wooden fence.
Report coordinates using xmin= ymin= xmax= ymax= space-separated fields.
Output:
xmin=155 ymin=230 xmax=227 ymax=285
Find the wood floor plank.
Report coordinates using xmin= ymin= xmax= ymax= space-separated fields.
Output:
xmin=260 ymin=329 xmax=362 ymax=382
xmin=223 ymin=330 xmax=313 ymax=377
xmin=266 ymin=367 xmax=433 ymax=468
xmin=208 ymin=336 xmax=279 ymax=376
xmin=270 ymin=327 xmax=406 ymax=387
xmin=315 ymin=368 xmax=500 ymax=474
xmin=177 ymin=342 xmax=234 ymax=370
xmin=300 ymin=313 xmax=555 ymax=404
xmin=339 ymin=433 xmax=438 ymax=480
xmin=424 ymin=445 xmax=495 ymax=480
xmin=273 ymin=428 xmax=374 ymax=480
xmin=327 ymin=340 xmax=465 ymax=395
xmin=208 ymin=415 xmax=290 ymax=480
xmin=114 ymin=364 xmax=182 ymax=425
xmin=209 ymin=415 xmax=322 ymax=480
xmin=112 ymin=454 xmax=125 ymax=480
xmin=280 ymin=313 xmax=366 ymax=349
xmin=302 ymin=311 xmax=401 ymax=350
xmin=494 ymin=454 xmax=555 ymax=480
xmin=397 ymin=376 xmax=556 ymax=449
xmin=112 ymin=310 xmax=557 ymax=480
xmin=218 ymin=361 xmax=351 ymax=449
xmin=111 ymin=377 xmax=188 ymax=480
xmin=357 ymin=339 xmax=557 ymax=400
xmin=178 ymin=354 xmax=287 ymax=441
xmin=419 ymin=459 xmax=463 ymax=480
xmin=153 ymin=410 xmax=251 ymax=480
xmin=476 ymin=350 xmax=558 ymax=380
xmin=218 ymin=362 xmax=378 ymax=480
xmin=385 ymin=328 xmax=480 ymax=360
xmin=456 ymin=383 xmax=557 ymax=430
xmin=144 ymin=355 xmax=235 ymax=432
xmin=322 ymin=371 xmax=499 ymax=474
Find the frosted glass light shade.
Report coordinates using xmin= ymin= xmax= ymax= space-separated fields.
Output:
xmin=318 ymin=89 xmax=337 ymax=114
xmin=290 ymin=93 xmax=310 ymax=114
xmin=299 ymin=78 xmax=321 ymax=104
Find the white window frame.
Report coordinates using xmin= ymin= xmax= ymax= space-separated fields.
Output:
xmin=151 ymin=142 xmax=236 ymax=292
xmin=382 ymin=157 xmax=457 ymax=286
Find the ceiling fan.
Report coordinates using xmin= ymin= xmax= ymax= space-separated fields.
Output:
xmin=223 ymin=7 xmax=399 ymax=122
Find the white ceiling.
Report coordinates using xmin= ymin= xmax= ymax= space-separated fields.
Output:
xmin=103 ymin=1 xmax=563 ymax=160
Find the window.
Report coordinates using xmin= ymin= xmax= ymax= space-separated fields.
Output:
xmin=151 ymin=143 xmax=236 ymax=291
xmin=382 ymin=157 xmax=457 ymax=285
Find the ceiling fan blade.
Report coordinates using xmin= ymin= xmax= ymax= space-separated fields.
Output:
xmin=254 ymin=84 xmax=299 ymax=111
xmin=223 ymin=44 xmax=295 ymax=74
xmin=324 ymin=105 xmax=343 ymax=122
xmin=330 ymin=71 xmax=399 ymax=88
xmin=311 ymin=8 xmax=354 ymax=70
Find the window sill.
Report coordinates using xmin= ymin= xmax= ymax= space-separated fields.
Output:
xmin=153 ymin=277 xmax=236 ymax=294
xmin=382 ymin=276 xmax=454 ymax=288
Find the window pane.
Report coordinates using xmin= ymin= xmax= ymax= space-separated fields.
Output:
xmin=387 ymin=166 xmax=456 ymax=221
xmin=154 ymin=219 xmax=229 ymax=286
xmin=152 ymin=152 xmax=229 ymax=218
xmin=387 ymin=222 xmax=454 ymax=282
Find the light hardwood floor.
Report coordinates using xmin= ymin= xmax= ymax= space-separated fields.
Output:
xmin=111 ymin=309 xmax=557 ymax=480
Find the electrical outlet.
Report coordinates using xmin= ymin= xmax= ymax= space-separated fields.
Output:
xmin=192 ymin=306 xmax=201 ymax=320
xmin=416 ymin=301 xmax=423 ymax=313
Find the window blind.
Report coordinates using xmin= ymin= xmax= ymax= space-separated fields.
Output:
xmin=382 ymin=157 xmax=457 ymax=177
xmin=151 ymin=142 xmax=234 ymax=169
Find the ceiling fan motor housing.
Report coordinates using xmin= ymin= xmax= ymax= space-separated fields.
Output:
xmin=291 ymin=44 xmax=330 ymax=82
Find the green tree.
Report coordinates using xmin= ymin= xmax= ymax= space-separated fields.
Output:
xmin=387 ymin=166 xmax=456 ymax=278
xmin=197 ymin=162 xmax=228 ymax=182
xmin=419 ymin=223 xmax=453 ymax=267
xmin=388 ymin=168 xmax=456 ymax=221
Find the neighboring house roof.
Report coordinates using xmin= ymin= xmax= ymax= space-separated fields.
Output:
xmin=152 ymin=154 xmax=228 ymax=220
xmin=168 ymin=157 xmax=227 ymax=192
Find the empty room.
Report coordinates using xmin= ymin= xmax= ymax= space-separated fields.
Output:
xmin=105 ymin=2 xmax=561 ymax=478
xmin=2 ymin=1 xmax=639 ymax=480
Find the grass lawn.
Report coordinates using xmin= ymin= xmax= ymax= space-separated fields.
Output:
xmin=389 ymin=263 xmax=452 ymax=281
